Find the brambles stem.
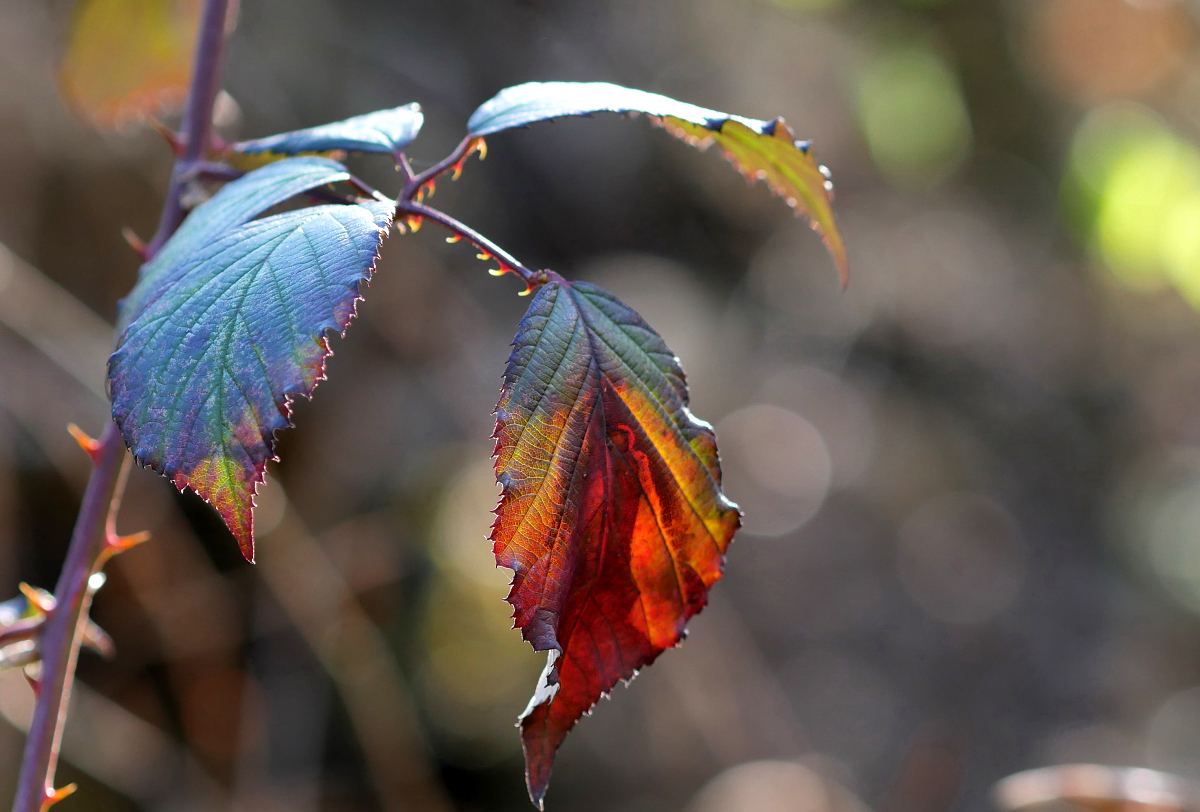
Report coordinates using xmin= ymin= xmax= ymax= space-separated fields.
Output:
xmin=10 ymin=0 xmax=231 ymax=809
xmin=10 ymin=426 xmax=128 ymax=812
xmin=400 ymin=135 xmax=485 ymax=201
xmin=144 ymin=0 xmax=232 ymax=259
xmin=398 ymin=200 xmax=555 ymax=291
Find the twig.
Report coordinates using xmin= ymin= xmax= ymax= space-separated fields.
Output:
xmin=10 ymin=426 xmax=130 ymax=812
xmin=144 ymin=0 xmax=231 ymax=259
xmin=399 ymin=135 xmax=485 ymax=202
xmin=10 ymin=0 xmax=231 ymax=809
xmin=398 ymin=200 xmax=557 ymax=291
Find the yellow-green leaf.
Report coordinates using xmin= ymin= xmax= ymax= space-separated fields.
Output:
xmin=59 ymin=0 xmax=201 ymax=128
xmin=468 ymin=81 xmax=847 ymax=284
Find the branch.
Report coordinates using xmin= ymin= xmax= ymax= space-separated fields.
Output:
xmin=10 ymin=1 xmax=231 ymax=810
xmin=10 ymin=426 xmax=130 ymax=812
xmin=397 ymin=200 xmax=556 ymax=292
xmin=399 ymin=135 xmax=486 ymax=202
xmin=144 ymin=0 xmax=231 ymax=258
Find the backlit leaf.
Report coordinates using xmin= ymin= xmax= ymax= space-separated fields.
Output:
xmin=120 ymin=156 xmax=358 ymax=327
xmin=59 ymin=0 xmax=201 ymax=127
xmin=110 ymin=162 xmax=394 ymax=562
xmin=468 ymin=81 xmax=847 ymax=284
xmin=231 ymin=104 xmax=425 ymax=158
xmin=491 ymin=280 xmax=741 ymax=807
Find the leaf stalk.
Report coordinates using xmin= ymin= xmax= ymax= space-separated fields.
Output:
xmin=398 ymin=200 xmax=556 ymax=291
xmin=399 ymin=135 xmax=485 ymax=201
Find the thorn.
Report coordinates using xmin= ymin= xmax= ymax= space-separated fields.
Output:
xmin=476 ymin=252 xmax=492 ymax=261
xmin=422 ymin=180 xmax=436 ymax=199
xmin=96 ymin=529 xmax=151 ymax=568
xmin=41 ymin=783 xmax=76 ymax=812
xmin=518 ymin=285 xmax=533 ymax=297
xmin=81 ymin=620 xmax=115 ymax=660
xmin=450 ymin=136 xmax=487 ymax=180
xmin=445 ymin=234 xmax=462 ymax=243
xmin=23 ymin=666 xmax=40 ymax=698
xmin=107 ymin=530 xmax=151 ymax=555
xmin=121 ymin=227 xmax=148 ymax=261
xmin=488 ymin=268 xmax=506 ymax=276
xmin=404 ymin=215 xmax=423 ymax=232
xmin=148 ymin=118 xmax=184 ymax=156
xmin=67 ymin=424 xmax=104 ymax=465
xmin=18 ymin=584 xmax=55 ymax=615
xmin=209 ymin=132 xmax=231 ymax=155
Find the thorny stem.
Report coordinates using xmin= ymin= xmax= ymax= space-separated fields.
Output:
xmin=398 ymin=200 xmax=556 ymax=291
xmin=396 ymin=137 xmax=555 ymax=291
xmin=399 ymin=135 xmax=481 ymax=201
xmin=11 ymin=429 xmax=129 ymax=812
xmin=10 ymin=0 xmax=231 ymax=809
xmin=145 ymin=0 xmax=231 ymax=258
xmin=178 ymin=130 xmax=542 ymax=290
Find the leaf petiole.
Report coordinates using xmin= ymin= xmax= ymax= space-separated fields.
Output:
xmin=397 ymin=200 xmax=555 ymax=293
xmin=399 ymin=135 xmax=486 ymax=202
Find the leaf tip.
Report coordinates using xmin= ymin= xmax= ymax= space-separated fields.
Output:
xmin=237 ymin=532 xmax=256 ymax=564
xmin=228 ymin=488 xmax=257 ymax=562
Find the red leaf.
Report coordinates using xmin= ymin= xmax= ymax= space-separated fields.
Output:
xmin=491 ymin=280 xmax=740 ymax=807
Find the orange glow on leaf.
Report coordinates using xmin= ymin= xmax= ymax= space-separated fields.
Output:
xmin=492 ymin=280 xmax=740 ymax=807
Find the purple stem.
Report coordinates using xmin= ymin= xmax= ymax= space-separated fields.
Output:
xmin=145 ymin=0 xmax=231 ymax=258
xmin=400 ymin=136 xmax=479 ymax=201
xmin=398 ymin=199 xmax=555 ymax=290
xmin=10 ymin=1 xmax=231 ymax=809
xmin=10 ymin=426 xmax=128 ymax=812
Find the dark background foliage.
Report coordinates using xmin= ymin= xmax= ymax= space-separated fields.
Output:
xmin=2 ymin=0 xmax=1200 ymax=810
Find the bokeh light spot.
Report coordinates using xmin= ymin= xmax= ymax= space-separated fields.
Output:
xmin=717 ymin=404 xmax=832 ymax=536
xmin=1064 ymin=104 xmax=1200 ymax=299
xmin=1147 ymin=686 xmax=1200 ymax=779
xmin=1028 ymin=0 xmax=1193 ymax=104
xmin=687 ymin=759 xmax=869 ymax=812
xmin=856 ymin=43 xmax=971 ymax=186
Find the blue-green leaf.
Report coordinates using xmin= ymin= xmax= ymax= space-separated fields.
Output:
xmin=468 ymin=82 xmax=750 ymax=137
xmin=120 ymin=156 xmax=355 ymax=328
xmin=232 ymin=104 xmax=424 ymax=157
xmin=467 ymin=81 xmax=847 ymax=283
xmin=110 ymin=198 xmax=395 ymax=562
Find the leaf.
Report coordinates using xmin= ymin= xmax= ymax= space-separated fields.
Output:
xmin=491 ymin=280 xmax=740 ymax=807
xmin=110 ymin=167 xmax=394 ymax=562
xmin=231 ymin=104 xmax=425 ymax=158
xmin=468 ymin=81 xmax=847 ymax=284
xmin=59 ymin=0 xmax=201 ymax=127
xmin=118 ymin=156 xmax=358 ymax=329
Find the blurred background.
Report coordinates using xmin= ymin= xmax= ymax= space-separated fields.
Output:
xmin=4 ymin=0 xmax=1200 ymax=810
